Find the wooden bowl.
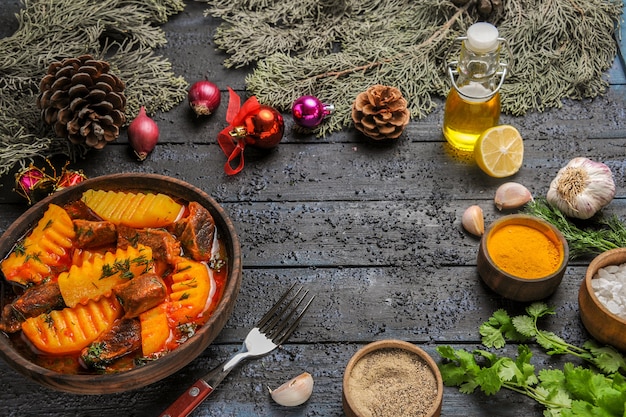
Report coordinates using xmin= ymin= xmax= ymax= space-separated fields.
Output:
xmin=342 ymin=340 xmax=443 ymax=417
xmin=0 ymin=173 xmax=242 ymax=394
xmin=579 ymin=248 xmax=626 ymax=352
xmin=477 ymin=214 xmax=568 ymax=302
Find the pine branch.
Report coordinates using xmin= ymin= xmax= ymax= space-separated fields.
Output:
xmin=311 ymin=2 xmax=470 ymax=82
xmin=203 ymin=0 xmax=622 ymax=135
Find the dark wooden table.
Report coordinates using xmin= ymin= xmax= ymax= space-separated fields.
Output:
xmin=1 ymin=1 xmax=626 ymax=416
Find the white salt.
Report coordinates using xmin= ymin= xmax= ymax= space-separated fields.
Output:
xmin=592 ymin=262 xmax=626 ymax=319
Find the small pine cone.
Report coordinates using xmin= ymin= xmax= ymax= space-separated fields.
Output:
xmin=351 ymin=85 xmax=410 ymax=140
xmin=37 ymin=55 xmax=126 ymax=149
xmin=477 ymin=0 xmax=504 ymax=22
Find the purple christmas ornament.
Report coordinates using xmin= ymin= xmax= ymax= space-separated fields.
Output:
xmin=291 ymin=95 xmax=334 ymax=128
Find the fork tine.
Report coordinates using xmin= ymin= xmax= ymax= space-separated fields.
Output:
xmin=260 ymin=287 xmax=305 ymax=334
xmin=272 ymin=294 xmax=315 ymax=346
xmin=257 ymin=284 xmax=314 ymax=346
xmin=256 ymin=282 xmax=298 ymax=329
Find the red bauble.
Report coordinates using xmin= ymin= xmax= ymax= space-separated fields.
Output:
xmin=217 ymin=88 xmax=285 ymax=175
xmin=235 ymin=105 xmax=284 ymax=149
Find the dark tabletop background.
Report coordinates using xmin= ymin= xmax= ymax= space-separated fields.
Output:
xmin=1 ymin=1 xmax=626 ymax=416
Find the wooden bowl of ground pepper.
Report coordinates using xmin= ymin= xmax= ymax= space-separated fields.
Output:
xmin=477 ymin=214 xmax=569 ymax=302
xmin=342 ymin=339 xmax=443 ymax=417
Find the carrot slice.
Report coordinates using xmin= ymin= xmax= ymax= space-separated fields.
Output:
xmin=167 ymin=258 xmax=212 ymax=326
xmin=139 ymin=304 xmax=171 ymax=356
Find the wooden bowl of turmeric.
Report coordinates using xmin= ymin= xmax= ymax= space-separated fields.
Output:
xmin=579 ymin=248 xmax=626 ymax=352
xmin=477 ymin=214 xmax=568 ymax=302
xmin=0 ymin=173 xmax=242 ymax=394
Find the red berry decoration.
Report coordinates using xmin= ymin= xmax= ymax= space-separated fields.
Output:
xmin=217 ymin=88 xmax=284 ymax=175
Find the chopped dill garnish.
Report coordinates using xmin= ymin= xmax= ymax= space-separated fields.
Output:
xmin=13 ymin=243 xmax=26 ymax=257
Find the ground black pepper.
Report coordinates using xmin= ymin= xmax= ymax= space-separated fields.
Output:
xmin=346 ymin=347 xmax=438 ymax=417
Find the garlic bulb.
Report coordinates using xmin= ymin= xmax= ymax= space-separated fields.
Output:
xmin=494 ymin=182 xmax=533 ymax=211
xmin=462 ymin=205 xmax=484 ymax=237
xmin=546 ymin=157 xmax=615 ymax=219
xmin=269 ymin=372 xmax=314 ymax=406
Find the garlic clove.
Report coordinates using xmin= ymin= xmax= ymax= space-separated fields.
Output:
xmin=462 ymin=205 xmax=484 ymax=237
xmin=269 ymin=372 xmax=314 ymax=407
xmin=494 ymin=182 xmax=533 ymax=211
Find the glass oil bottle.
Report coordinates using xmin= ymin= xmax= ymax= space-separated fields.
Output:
xmin=443 ymin=22 xmax=509 ymax=152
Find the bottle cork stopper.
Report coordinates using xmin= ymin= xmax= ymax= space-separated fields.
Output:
xmin=466 ymin=22 xmax=500 ymax=53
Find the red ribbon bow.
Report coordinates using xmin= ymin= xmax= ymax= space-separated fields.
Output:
xmin=217 ymin=87 xmax=261 ymax=175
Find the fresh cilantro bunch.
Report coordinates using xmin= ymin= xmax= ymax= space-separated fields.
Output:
xmin=437 ymin=303 xmax=626 ymax=417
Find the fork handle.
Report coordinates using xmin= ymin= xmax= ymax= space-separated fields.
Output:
xmin=158 ymin=352 xmax=248 ymax=417
xmin=158 ymin=379 xmax=213 ymax=417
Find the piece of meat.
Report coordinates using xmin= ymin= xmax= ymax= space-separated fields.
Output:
xmin=172 ymin=202 xmax=215 ymax=261
xmin=113 ymin=273 xmax=167 ymax=318
xmin=63 ymin=200 xmax=102 ymax=221
xmin=80 ymin=318 xmax=142 ymax=369
xmin=73 ymin=219 xmax=117 ymax=249
xmin=0 ymin=281 xmax=65 ymax=333
xmin=117 ymin=225 xmax=181 ymax=264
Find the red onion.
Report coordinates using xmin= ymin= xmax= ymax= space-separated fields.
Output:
xmin=127 ymin=106 xmax=159 ymax=161
xmin=188 ymin=80 xmax=221 ymax=116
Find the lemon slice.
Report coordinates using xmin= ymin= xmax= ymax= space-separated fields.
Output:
xmin=475 ymin=125 xmax=524 ymax=178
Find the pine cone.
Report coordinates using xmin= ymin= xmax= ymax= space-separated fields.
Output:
xmin=37 ymin=55 xmax=126 ymax=149
xmin=477 ymin=0 xmax=504 ymax=22
xmin=351 ymin=85 xmax=410 ymax=140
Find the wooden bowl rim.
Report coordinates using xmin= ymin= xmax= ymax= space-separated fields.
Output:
xmin=0 ymin=173 xmax=242 ymax=393
xmin=342 ymin=339 xmax=443 ymax=417
xmin=583 ymin=247 xmax=626 ymax=326
xmin=480 ymin=214 xmax=569 ymax=282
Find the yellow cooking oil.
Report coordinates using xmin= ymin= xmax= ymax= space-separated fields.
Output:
xmin=443 ymin=84 xmax=500 ymax=152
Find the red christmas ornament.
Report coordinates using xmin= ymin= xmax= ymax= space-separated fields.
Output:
xmin=55 ymin=164 xmax=87 ymax=191
xmin=217 ymin=88 xmax=284 ymax=175
xmin=14 ymin=164 xmax=56 ymax=205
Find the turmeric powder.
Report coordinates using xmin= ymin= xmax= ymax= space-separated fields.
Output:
xmin=487 ymin=224 xmax=563 ymax=279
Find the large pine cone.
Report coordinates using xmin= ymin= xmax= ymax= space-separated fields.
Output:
xmin=351 ymin=85 xmax=410 ymax=140
xmin=37 ymin=55 xmax=126 ymax=149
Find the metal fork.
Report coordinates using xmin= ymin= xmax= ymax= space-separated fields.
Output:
xmin=159 ymin=284 xmax=315 ymax=417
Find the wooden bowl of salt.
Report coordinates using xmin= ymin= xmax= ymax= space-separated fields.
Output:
xmin=342 ymin=339 xmax=443 ymax=417
xmin=477 ymin=214 xmax=568 ymax=302
xmin=579 ymin=248 xmax=626 ymax=352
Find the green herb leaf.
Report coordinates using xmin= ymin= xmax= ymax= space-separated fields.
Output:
xmin=583 ymin=341 xmax=626 ymax=375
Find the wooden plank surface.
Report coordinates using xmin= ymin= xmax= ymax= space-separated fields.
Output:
xmin=1 ymin=1 xmax=626 ymax=416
